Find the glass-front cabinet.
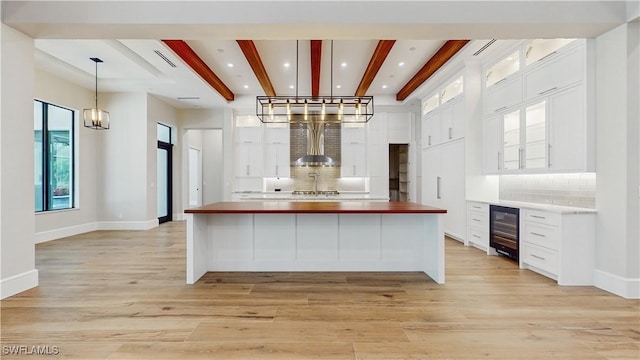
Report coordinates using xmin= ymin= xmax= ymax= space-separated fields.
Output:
xmin=524 ymin=102 xmax=546 ymax=169
xmin=502 ymin=110 xmax=521 ymax=171
xmin=485 ymin=50 xmax=520 ymax=87
xmin=524 ymin=39 xmax=576 ymax=66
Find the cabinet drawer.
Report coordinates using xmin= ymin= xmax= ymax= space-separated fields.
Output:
xmin=467 ymin=226 xmax=488 ymax=248
xmin=522 ymin=209 xmax=559 ymax=226
xmin=522 ymin=222 xmax=559 ymax=250
xmin=521 ymin=242 xmax=558 ymax=275
xmin=467 ymin=212 xmax=488 ymax=228
xmin=467 ymin=202 xmax=489 ymax=213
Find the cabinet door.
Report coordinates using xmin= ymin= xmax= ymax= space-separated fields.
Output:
xmin=524 ymin=45 xmax=584 ymax=101
xmin=451 ymin=98 xmax=465 ymax=140
xmin=235 ymin=125 xmax=263 ymax=143
xmin=367 ymin=113 xmax=387 ymax=146
xmin=485 ymin=76 xmax=523 ymax=115
xmin=264 ymin=142 xmax=290 ymax=178
xmin=235 ymin=142 xmax=264 ymax=177
xmin=341 ymin=142 xmax=367 ymax=177
xmin=440 ymin=103 xmax=453 ymax=142
xmin=484 ymin=114 xmax=502 ymax=173
xmin=422 ymin=112 xmax=441 ymax=147
xmin=264 ymin=126 xmax=289 ymax=144
xmin=502 ymin=109 xmax=521 ymax=171
xmin=548 ymin=84 xmax=586 ymax=171
xmin=420 ymin=147 xmax=440 ymax=206
xmin=439 ymin=141 xmax=466 ymax=239
xmin=524 ymin=101 xmax=547 ymax=170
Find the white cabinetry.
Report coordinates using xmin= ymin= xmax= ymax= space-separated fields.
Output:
xmin=386 ymin=112 xmax=412 ymax=143
xmin=341 ymin=124 xmax=367 ymax=177
xmin=234 ymin=125 xmax=264 ymax=178
xmin=547 ymin=84 xmax=588 ymax=171
xmin=466 ymin=201 xmax=489 ymax=251
xmin=523 ymin=43 xmax=584 ymax=101
xmin=421 ymin=74 xmax=465 ymax=149
xmin=264 ymin=126 xmax=290 ymax=178
xmin=520 ymin=209 xmax=595 ymax=285
xmin=421 ymin=140 xmax=466 ymax=240
xmin=484 ymin=76 xmax=523 ymax=115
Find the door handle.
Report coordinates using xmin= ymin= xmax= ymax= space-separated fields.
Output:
xmin=448 ymin=127 xmax=453 ymax=140
xmin=246 ymin=165 xmax=250 ymax=176
xmin=548 ymin=144 xmax=552 ymax=168
xmin=436 ymin=176 xmax=441 ymax=199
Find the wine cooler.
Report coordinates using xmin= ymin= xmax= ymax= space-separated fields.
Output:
xmin=489 ymin=205 xmax=520 ymax=261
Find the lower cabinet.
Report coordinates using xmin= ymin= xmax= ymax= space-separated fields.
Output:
xmin=519 ymin=209 xmax=595 ymax=285
xmin=466 ymin=201 xmax=489 ymax=251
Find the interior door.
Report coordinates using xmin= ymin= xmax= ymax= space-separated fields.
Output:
xmin=188 ymin=147 xmax=202 ymax=206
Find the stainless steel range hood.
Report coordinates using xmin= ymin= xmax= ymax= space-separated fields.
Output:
xmin=292 ymin=122 xmax=338 ymax=167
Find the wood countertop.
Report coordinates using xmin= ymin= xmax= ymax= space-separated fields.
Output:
xmin=185 ymin=201 xmax=447 ymax=214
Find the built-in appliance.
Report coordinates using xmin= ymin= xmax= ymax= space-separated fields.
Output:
xmin=292 ymin=122 xmax=338 ymax=167
xmin=489 ymin=205 xmax=520 ymax=260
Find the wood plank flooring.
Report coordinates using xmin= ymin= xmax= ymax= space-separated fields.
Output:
xmin=1 ymin=221 xmax=638 ymax=359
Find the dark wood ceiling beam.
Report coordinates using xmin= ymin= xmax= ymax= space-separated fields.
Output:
xmin=310 ymin=40 xmax=322 ymax=97
xmin=162 ymin=40 xmax=234 ymax=101
xmin=355 ymin=40 xmax=396 ymax=97
xmin=396 ymin=40 xmax=470 ymax=101
xmin=236 ymin=40 xmax=276 ymax=97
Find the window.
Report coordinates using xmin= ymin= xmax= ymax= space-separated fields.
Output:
xmin=34 ymin=100 xmax=75 ymax=212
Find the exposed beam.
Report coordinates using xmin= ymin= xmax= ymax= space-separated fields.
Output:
xmin=355 ymin=40 xmax=396 ymax=96
xmin=236 ymin=40 xmax=276 ymax=97
xmin=310 ymin=40 xmax=322 ymax=97
xmin=396 ymin=40 xmax=470 ymax=101
xmin=162 ymin=40 xmax=234 ymax=102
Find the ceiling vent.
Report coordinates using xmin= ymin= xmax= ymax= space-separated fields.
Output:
xmin=473 ymin=39 xmax=496 ymax=56
xmin=177 ymin=97 xmax=200 ymax=100
xmin=154 ymin=50 xmax=177 ymax=67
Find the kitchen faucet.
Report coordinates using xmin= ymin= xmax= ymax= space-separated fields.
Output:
xmin=308 ymin=171 xmax=320 ymax=196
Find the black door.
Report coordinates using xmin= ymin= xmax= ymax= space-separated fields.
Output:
xmin=157 ymin=141 xmax=173 ymax=224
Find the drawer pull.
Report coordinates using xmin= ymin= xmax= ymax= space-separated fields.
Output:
xmin=538 ymin=87 xmax=558 ymax=95
xmin=531 ymin=254 xmax=546 ymax=261
xmin=530 ymin=232 xmax=546 ymax=237
xmin=538 ymin=51 xmax=557 ymax=62
xmin=472 ymin=206 xmax=481 ymax=209
xmin=530 ymin=215 xmax=546 ymax=219
xmin=472 ymin=218 xmax=482 ymax=222
xmin=472 ymin=234 xmax=481 ymax=238
xmin=493 ymin=106 xmax=508 ymax=113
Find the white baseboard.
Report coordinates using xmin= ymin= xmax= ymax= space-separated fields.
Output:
xmin=1 ymin=269 xmax=38 ymax=299
xmin=594 ymin=269 xmax=640 ymax=299
xmin=173 ymin=213 xmax=186 ymax=221
xmin=97 ymin=219 xmax=159 ymax=231
xmin=35 ymin=222 xmax=98 ymax=244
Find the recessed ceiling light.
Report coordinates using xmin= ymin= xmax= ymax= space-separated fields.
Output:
xmin=398 ymin=62 xmax=405 ymax=67
xmin=341 ymin=62 xmax=347 ymax=68
xmin=409 ymin=47 xmax=416 ymax=51
xmin=389 ymin=74 xmax=395 ymax=78
xmin=227 ymin=63 xmax=234 ymax=67
xmin=243 ymin=85 xmax=249 ymax=89
xmin=382 ymin=85 xmax=388 ymax=89
xmin=289 ymin=85 xmax=295 ymax=89
xmin=217 ymin=49 xmax=224 ymax=53
xmin=336 ymin=85 xmax=341 ymax=89
xmin=284 ymin=62 xmax=290 ymax=68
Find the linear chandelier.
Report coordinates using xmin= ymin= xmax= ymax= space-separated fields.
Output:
xmin=83 ymin=57 xmax=110 ymax=130
xmin=256 ymin=41 xmax=374 ymax=124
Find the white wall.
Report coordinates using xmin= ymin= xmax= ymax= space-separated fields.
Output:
xmin=33 ymin=69 xmax=100 ymax=241
xmin=0 ymin=24 xmax=38 ymax=299
xmin=202 ymin=130 xmax=223 ymax=204
xmin=98 ymin=92 xmax=154 ymax=227
xmin=594 ymin=22 xmax=640 ymax=298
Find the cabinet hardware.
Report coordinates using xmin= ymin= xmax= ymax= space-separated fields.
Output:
xmin=530 ymin=254 xmax=546 ymax=261
xmin=530 ymin=215 xmax=546 ymax=219
xmin=494 ymin=78 xmax=507 ymax=86
xmin=428 ymin=136 xmax=432 ymax=146
xmin=538 ymin=87 xmax=558 ymax=95
xmin=497 ymin=152 xmax=501 ymax=170
xmin=473 ymin=234 xmax=481 ymax=238
xmin=531 ymin=232 xmax=546 ymax=237
xmin=472 ymin=218 xmax=481 ymax=222
xmin=472 ymin=206 xmax=481 ymax=209
xmin=519 ymin=148 xmax=524 ymax=169
xmin=548 ymin=144 xmax=552 ymax=168
xmin=448 ymin=127 xmax=453 ymax=140
xmin=537 ymin=51 xmax=557 ymax=62
xmin=246 ymin=165 xmax=250 ymax=176
xmin=436 ymin=176 xmax=441 ymax=199
xmin=493 ymin=106 xmax=508 ymax=113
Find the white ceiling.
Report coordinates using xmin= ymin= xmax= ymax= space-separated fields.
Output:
xmin=9 ymin=0 xmax=632 ymax=110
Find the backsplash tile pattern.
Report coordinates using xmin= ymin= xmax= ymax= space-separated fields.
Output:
xmin=499 ymin=173 xmax=596 ymax=209
xmin=290 ymin=123 xmax=342 ymax=192
xmin=291 ymin=167 xmax=340 ymax=192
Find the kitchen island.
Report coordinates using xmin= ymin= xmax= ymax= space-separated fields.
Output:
xmin=184 ymin=202 xmax=447 ymax=284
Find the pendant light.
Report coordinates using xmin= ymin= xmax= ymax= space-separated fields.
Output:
xmin=83 ymin=57 xmax=110 ymax=130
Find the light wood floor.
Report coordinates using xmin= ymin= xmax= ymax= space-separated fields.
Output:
xmin=1 ymin=221 xmax=638 ymax=359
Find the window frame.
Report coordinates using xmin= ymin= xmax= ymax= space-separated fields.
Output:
xmin=34 ymin=99 xmax=76 ymax=213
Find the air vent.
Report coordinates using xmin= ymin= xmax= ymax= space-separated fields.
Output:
xmin=177 ymin=97 xmax=200 ymax=100
xmin=154 ymin=50 xmax=177 ymax=67
xmin=473 ymin=39 xmax=497 ymax=56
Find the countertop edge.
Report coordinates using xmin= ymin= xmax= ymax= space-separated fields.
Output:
xmin=466 ymin=199 xmax=597 ymax=214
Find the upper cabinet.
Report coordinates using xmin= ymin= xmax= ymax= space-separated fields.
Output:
xmin=482 ymin=39 xmax=594 ymax=174
xmin=264 ymin=124 xmax=290 ymax=178
xmin=234 ymin=116 xmax=264 ymax=178
xmin=341 ymin=124 xmax=367 ymax=177
xmin=421 ymin=75 xmax=465 ymax=148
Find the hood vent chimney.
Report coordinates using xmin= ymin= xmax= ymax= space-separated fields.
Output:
xmin=292 ymin=122 xmax=338 ymax=167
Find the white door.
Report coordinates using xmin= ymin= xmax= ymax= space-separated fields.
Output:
xmin=188 ymin=147 xmax=202 ymax=206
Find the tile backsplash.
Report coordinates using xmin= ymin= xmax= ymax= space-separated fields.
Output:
xmin=499 ymin=173 xmax=596 ymax=209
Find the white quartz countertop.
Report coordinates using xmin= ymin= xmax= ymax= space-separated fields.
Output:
xmin=232 ymin=192 xmax=390 ymax=201
xmin=467 ymin=199 xmax=597 ymax=214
